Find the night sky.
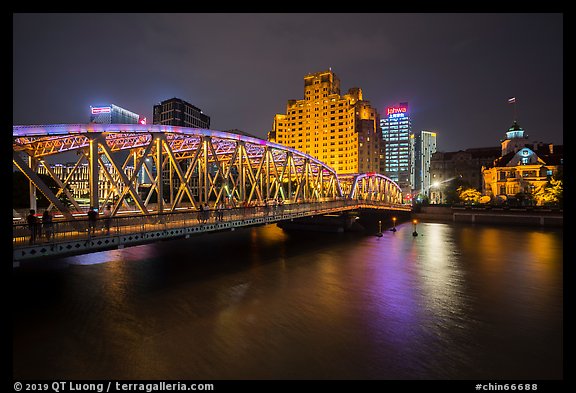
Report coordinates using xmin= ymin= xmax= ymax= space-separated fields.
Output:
xmin=12 ymin=13 xmax=563 ymax=152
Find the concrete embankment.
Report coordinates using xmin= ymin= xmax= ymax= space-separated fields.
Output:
xmin=412 ymin=205 xmax=563 ymax=227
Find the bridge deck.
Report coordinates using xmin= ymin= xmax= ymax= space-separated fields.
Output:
xmin=13 ymin=200 xmax=410 ymax=265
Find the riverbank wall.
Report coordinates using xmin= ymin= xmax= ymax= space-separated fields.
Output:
xmin=412 ymin=205 xmax=563 ymax=227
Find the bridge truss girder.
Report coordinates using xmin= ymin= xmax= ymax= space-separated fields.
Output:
xmin=13 ymin=124 xmax=344 ymax=218
xmin=339 ymin=173 xmax=403 ymax=205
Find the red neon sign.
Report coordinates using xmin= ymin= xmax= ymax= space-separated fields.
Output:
xmin=91 ymin=106 xmax=111 ymax=114
xmin=139 ymin=117 xmax=147 ymax=125
xmin=386 ymin=105 xmax=408 ymax=116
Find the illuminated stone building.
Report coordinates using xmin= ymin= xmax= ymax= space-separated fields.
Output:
xmin=269 ymin=69 xmax=383 ymax=174
xmin=482 ymin=121 xmax=563 ymax=202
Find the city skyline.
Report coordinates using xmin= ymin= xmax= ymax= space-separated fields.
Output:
xmin=13 ymin=13 xmax=563 ymax=152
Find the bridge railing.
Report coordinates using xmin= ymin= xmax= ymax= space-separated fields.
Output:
xmin=14 ymin=199 xmax=409 ymax=246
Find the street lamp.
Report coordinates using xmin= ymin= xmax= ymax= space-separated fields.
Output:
xmin=377 ymin=220 xmax=383 ymax=237
xmin=412 ymin=219 xmax=418 ymax=237
xmin=391 ymin=216 xmax=397 ymax=232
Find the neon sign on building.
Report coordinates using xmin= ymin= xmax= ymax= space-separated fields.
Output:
xmin=91 ymin=106 xmax=112 ymax=114
xmin=386 ymin=105 xmax=408 ymax=117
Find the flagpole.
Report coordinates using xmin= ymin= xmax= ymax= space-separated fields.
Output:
xmin=508 ymin=97 xmax=517 ymax=122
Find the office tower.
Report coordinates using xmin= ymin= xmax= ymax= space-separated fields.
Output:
xmin=410 ymin=130 xmax=437 ymax=198
xmin=153 ymin=97 xmax=210 ymax=128
xmin=380 ymin=102 xmax=411 ymax=194
xmin=90 ymin=104 xmax=142 ymax=124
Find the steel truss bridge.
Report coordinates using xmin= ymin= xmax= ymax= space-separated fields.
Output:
xmin=13 ymin=124 xmax=409 ymax=264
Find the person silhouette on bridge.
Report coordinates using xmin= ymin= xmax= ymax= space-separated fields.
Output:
xmin=42 ymin=209 xmax=54 ymax=241
xmin=216 ymin=202 xmax=223 ymax=221
xmin=203 ymin=203 xmax=210 ymax=223
xmin=197 ymin=203 xmax=204 ymax=224
xmin=26 ymin=209 xmax=38 ymax=244
xmin=87 ymin=207 xmax=98 ymax=236
xmin=103 ymin=204 xmax=112 ymax=234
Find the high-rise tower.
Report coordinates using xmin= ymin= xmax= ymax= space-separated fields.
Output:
xmin=410 ymin=130 xmax=437 ymax=198
xmin=270 ymin=69 xmax=383 ymax=174
xmin=380 ymin=102 xmax=411 ymax=193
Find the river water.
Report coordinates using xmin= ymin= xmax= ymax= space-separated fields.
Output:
xmin=13 ymin=221 xmax=563 ymax=380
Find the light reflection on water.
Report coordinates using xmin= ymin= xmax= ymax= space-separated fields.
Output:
xmin=13 ymin=222 xmax=563 ymax=380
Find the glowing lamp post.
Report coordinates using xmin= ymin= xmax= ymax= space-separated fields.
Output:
xmin=432 ymin=181 xmax=440 ymax=204
xmin=412 ymin=219 xmax=418 ymax=237
xmin=377 ymin=220 xmax=383 ymax=237
xmin=391 ymin=216 xmax=397 ymax=232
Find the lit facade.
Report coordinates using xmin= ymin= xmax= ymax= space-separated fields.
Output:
xmin=429 ymin=147 xmax=501 ymax=204
xmin=410 ymin=130 xmax=437 ymax=197
xmin=37 ymin=162 xmax=136 ymax=201
xmin=482 ymin=122 xmax=563 ymax=203
xmin=90 ymin=104 xmax=142 ymax=124
xmin=270 ymin=70 xmax=383 ymax=175
xmin=380 ymin=102 xmax=411 ymax=195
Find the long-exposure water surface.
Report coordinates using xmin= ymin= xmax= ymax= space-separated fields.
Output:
xmin=13 ymin=221 xmax=563 ymax=380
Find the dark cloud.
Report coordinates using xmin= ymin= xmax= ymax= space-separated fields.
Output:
xmin=13 ymin=13 xmax=563 ymax=152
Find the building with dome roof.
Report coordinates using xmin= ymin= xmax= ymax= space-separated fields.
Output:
xmin=481 ymin=121 xmax=563 ymax=203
